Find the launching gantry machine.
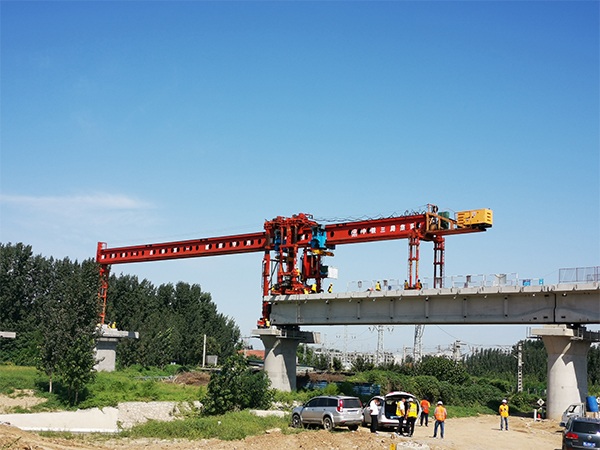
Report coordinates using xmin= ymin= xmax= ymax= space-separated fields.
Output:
xmin=96 ymin=205 xmax=493 ymax=326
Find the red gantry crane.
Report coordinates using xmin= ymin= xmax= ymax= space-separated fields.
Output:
xmin=96 ymin=204 xmax=492 ymax=326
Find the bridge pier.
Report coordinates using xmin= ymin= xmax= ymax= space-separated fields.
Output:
xmin=532 ymin=325 xmax=600 ymax=420
xmin=94 ymin=326 xmax=139 ymax=372
xmin=253 ymin=327 xmax=320 ymax=392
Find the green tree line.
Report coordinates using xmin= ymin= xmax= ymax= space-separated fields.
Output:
xmin=0 ymin=243 xmax=240 ymax=376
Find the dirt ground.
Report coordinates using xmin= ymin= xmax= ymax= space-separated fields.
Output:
xmin=0 ymin=414 xmax=563 ymax=450
xmin=0 ymin=390 xmax=47 ymax=414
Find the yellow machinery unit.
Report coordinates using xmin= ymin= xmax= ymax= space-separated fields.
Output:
xmin=457 ymin=209 xmax=493 ymax=228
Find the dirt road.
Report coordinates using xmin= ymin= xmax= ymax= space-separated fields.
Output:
xmin=0 ymin=414 xmax=562 ymax=450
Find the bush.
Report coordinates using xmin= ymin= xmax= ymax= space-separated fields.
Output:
xmin=203 ymin=353 xmax=273 ymax=415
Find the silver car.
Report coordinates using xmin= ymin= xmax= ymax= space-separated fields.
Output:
xmin=362 ymin=391 xmax=418 ymax=430
xmin=291 ymin=395 xmax=363 ymax=431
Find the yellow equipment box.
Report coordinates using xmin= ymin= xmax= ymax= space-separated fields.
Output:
xmin=457 ymin=209 xmax=493 ymax=228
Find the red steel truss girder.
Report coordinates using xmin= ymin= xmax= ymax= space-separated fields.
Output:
xmin=323 ymin=214 xmax=483 ymax=245
xmin=96 ymin=213 xmax=484 ymax=265
xmin=96 ymin=232 xmax=267 ymax=265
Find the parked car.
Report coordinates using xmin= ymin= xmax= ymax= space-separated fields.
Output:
xmin=362 ymin=391 xmax=418 ymax=431
xmin=561 ymin=417 xmax=600 ymax=450
xmin=291 ymin=395 xmax=363 ymax=431
xmin=562 ymin=403 xmax=587 ymax=424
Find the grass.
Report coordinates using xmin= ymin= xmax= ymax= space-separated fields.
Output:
xmin=120 ymin=410 xmax=297 ymax=441
xmin=0 ymin=364 xmax=204 ymax=412
xmin=446 ymin=404 xmax=497 ymax=418
xmin=77 ymin=371 xmax=204 ymax=409
xmin=0 ymin=365 xmax=40 ymax=394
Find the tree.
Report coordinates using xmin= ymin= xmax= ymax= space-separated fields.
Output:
xmin=38 ymin=258 xmax=99 ymax=402
xmin=109 ymin=277 xmax=240 ymax=368
xmin=0 ymin=243 xmax=52 ymax=364
xmin=418 ymin=356 xmax=469 ymax=385
xmin=203 ymin=352 xmax=273 ymax=415
xmin=352 ymin=355 xmax=375 ymax=372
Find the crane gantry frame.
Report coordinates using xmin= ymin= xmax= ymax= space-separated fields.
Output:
xmin=96 ymin=204 xmax=492 ymax=326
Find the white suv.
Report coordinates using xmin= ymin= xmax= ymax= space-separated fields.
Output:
xmin=291 ymin=395 xmax=363 ymax=431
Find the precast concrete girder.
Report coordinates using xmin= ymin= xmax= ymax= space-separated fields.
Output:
xmin=0 ymin=332 xmax=16 ymax=339
xmin=267 ymin=283 xmax=600 ymax=326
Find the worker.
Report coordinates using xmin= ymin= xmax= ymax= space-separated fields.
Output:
xmin=369 ymin=398 xmax=381 ymax=434
xmin=311 ymin=283 xmax=317 ymax=293
xmin=303 ymin=287 xmax=310 ymax=294
xmin=265 ymin=318 xmax=270 ymax=328
xmin=375 ymin=281 xmax=381 ymax=291
xmin=404 ymin=280 xmax=409 ymax=289
xmin=499 ymin=399 xmax=509 ymax=431
xmin=406 ymin=399 xmax=419 ymax=437
xmin=433 ymin=401 xmax=447 ymax=439
xmin=420 ymin=397 xmax=430 ymax=426
xmin=416 ymin=279 xmax=423 ymax=289
xmin=396 ymin=398 xmax=406 ymax=435
xmin=327 ymin=283 xmax=333 ymax=293
xmin=110 ymin=322 xmax=116 ymax=329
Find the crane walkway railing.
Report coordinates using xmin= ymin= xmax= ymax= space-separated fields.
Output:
xmin=345 ymin=273 xmax=549 ymax=292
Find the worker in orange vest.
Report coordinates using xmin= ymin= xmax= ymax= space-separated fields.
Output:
xmin=499 ymin=399 xmax=509 ymax=431
xmin=433 ymin=401 xmax=447 ymax=439
xmin=420 ymin=397 xmax=430 ymax=427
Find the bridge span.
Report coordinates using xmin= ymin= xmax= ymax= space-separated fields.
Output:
xmin=267 ymin=283 xmax=600 ymax=326
xmin=254 ymin=283 xmax=600 ymax=420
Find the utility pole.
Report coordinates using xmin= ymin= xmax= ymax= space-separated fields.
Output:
xmin=202 ymin=334 xmax=207 ymax=367
xmin=376 ymin=326 xmax=385 ymax=366
xmin=517 ymin=342 xmax=523 ymax=392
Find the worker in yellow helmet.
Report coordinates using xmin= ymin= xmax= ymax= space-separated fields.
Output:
xmin=406 ymin=399 xmax=419 ymax=437
xmin=328 ymin=283 xmax=333 ymax=293
xmin=311 ymin=283 xmax=317 ymax=293
xmin=499 ymin=399 xmax=509 ymax=431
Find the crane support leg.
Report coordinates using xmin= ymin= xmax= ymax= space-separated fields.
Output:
xmin=98 ymin=264 xmax=110 ymax=324
xmin=408 ymin=233 xmax=420 ymax=289
xmin=433 ymin=237 xmax=445 ymax=289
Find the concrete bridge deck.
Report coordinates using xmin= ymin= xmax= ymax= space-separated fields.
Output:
xmin=267 ymin=283 xmax=600 ymax=326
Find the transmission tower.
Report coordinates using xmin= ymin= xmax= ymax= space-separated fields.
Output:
xmin=370 ymin=325 xmax=394 ymax=366
xmin=336 ymin=325 xmax=355 ymax=367
xmin=452 ymin=340 xmax=463 ymax=362
xmin=413 ymin=325 xmax=424 ymax=363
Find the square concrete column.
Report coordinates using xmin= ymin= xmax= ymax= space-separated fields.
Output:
xmin=253 ymin=327 xmax=319 ymax=392
xmin=94 ymin=326 xmax=139 ymax=372
xmin=532 ymin=325 xmax=599 ymax=420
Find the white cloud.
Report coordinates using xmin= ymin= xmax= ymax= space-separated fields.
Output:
xmin=1 ymin=193 xmax=153 ymax=217
xmin=0 ymin=193 xmax=159 ymax=253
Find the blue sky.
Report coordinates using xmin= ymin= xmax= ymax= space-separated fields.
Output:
xmin=1 ymin=1 xmax=598 ymax=355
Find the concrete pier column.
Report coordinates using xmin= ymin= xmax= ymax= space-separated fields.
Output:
xmin=532 ymin=325 xmax=599 ymax=420
xmin=94 ymin=326 xmax=139 ymax=372
xmin=253 ymin=327 xmax=320 ymax=392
